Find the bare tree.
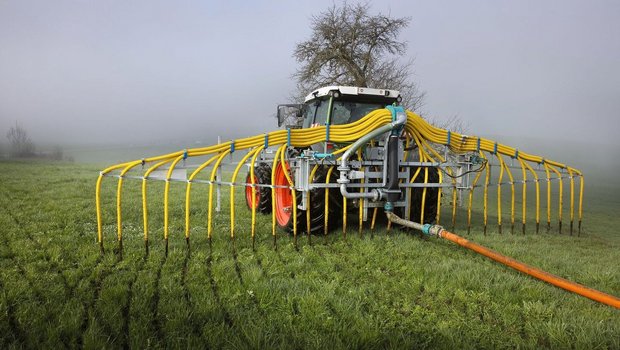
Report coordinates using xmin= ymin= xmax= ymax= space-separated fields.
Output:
xmin=427 ymin=114 xmax=469 ymax=134
xmin=293 ymin=2 xmax=424 ymax=110
xmin=7 ymin=121 xmax=35 ymax=157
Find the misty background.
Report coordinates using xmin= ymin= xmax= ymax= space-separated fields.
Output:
xmin=1 ymin=0 xmax=619 ymax=175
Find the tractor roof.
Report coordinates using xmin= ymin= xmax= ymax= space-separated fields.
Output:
xmin=304 ymin=86 xmax=400 ymax=103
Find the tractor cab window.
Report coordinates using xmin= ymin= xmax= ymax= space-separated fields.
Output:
xmin=303 ymin=98 xmax=331 ymax=128
xmin=331 ymin=101 xmax=385 ymax=125
xmin=303 ymin=96 xmax=393 ymax=127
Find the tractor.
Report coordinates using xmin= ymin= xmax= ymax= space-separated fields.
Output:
xmin=96 ymin=85 xmax=605 ymax=308
xmin=244 ymin=86 xmax=443 ymax=234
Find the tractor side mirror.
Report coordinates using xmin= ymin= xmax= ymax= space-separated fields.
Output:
xmin=277 ymin=104 xmax=304 ymax=128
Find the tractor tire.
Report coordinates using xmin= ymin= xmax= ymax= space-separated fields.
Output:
xmin=245 ymin=163 xmax=272 ymax=214
xmin=273 ymin=163 xmax=342 ymax=234
xmin=311 ymin=166 xmax=343 ymax=233
xmin=403 ymin=166 xmax=440 ymax=224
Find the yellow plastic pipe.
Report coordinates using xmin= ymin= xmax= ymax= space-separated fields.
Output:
xmin=544 ymin=162 xmax=552 ymax=231
xmin=482 ymin=152 xmax=490 ymax=234
xmin=547 ymin=164 xmax=564 ymax=233
xmin=496 ymin=154 xmax=507 ymax=233
xmin=467 ymin=151 xmax=485 ymax=234
xmin=184 ymin=155 xmax=219 ymax=240
xmin=163 ymin=155 xmax=185 ymax=242
xmin=279 ymin=146 xmax=298 ymax=242
xmin=521 ymin=160 xmax=541 ymax=233
xmin=271 ymin=146 xmax=286 ymax=240
xmin=567 ymin=167 xmax=575 ymax=234
xmin=324 ymin=166 xmax=335 ymax=235
xmin=578 ymin=173 xmax=584 ymax=234
xmin=230 ymin=147 xmax=262 ymax=238
xmin=518 ymin=158 xmax=528 ymax=234
xmin=116 ymin=161 xmax=143 ymax=243
xmin=207 ymin=150 xmax=231 ymax=239
xmin=249 ymin=146 xmax=264 ymax=242
xmin=357 ymin=149 xmax=364 ymax=236
xmin=143 ymin=159 xmax=173 ymax=243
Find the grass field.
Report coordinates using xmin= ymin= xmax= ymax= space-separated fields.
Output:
xmin=0 ymin=160 xmax=618 ymax=349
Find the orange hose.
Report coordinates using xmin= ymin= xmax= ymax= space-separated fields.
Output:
xmin=438 ymin=230 xmax=620 ymax=309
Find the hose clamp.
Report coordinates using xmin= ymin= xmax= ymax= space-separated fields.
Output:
xmin=422 ymin=224 xmax=432 ymax=235
xmin=385 ymin=105 xmax=406 ymax=135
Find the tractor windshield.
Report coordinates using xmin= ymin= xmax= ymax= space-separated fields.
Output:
xmin=331 ymin=100 xmax=385 ymax=125
xmin=302 ymin=99 xmax=331 ymax=128
xmin=303 ymin=97 xmax=387 ymax=128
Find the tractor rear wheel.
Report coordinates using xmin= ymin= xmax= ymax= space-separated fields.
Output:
xmin=273 ymin=162 xmax=294 ymax=229
xmin=273 ymin=163 xmax=342 ymax=234
xmin=403 ymin=166 xmax=440 ymax=224
xmin=245 ymin=163 xmax=272 ymax=214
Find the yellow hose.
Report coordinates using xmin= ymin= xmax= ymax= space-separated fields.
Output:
xmin=230 ymin=147 xmax=261 ymax=238
xmin=496 ymin=154 xmax=506 ymax=233
xmin=544 ymin=162 xmax=552 ymax=231
xmin=518 ymin=158 xmax=528 ymax=234
xmin=521 ymin=160 xmax=540 ymax=233
xmin=436 ymin=168 xmax=444 ymax=225
xmin=414 ymin=132 xmax=445 ymax=224
xmin=185 ymin=155 xmax=218 ymax=239
xmin=324 ymin=166 xmax=334 ymax=235
xmin=207 ymin=150 xmax=231 ymax=239
xmin=357 ymin=149 xmax=364 ymax=236
xmin=578 ymin=174 xmax=584 ymax=234
xmin=271 ymin=146 xmax=286 ymax=239
xmin=467 ymin=151 xmax=485 ymax=234
xmin=499 ymin=156 xmax=516 ymax=233
xmin=116 ymin=161 xmax=142 ymax=242
xmin=450 ymin=170 xmax=457 ymax=230
xmin=143 ymin=160 xmax=172 ymax=242
xmin=163 ymin=156 xmax=185 ymax=241
xmin=421 ymin=168 xmax=429 ymax=224
xmin=547 ymin=164 xmax=564 ymax=233
xmin=95 ymin=174 xmax=104 ymax=249
xmin=567 ymin=167 xmax=574 ymax=234
xmin=249 ymin=147 xmax=264 ymax=241
xmin=279 ymin=146 xmax=298 ymax=241
xmin=482 ymin=152 xmax=490 ymax=234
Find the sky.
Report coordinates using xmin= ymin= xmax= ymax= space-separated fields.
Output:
xmin=1 ymin=0 xmax=619 ymax=150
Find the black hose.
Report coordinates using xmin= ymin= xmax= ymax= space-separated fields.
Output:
xmin=384 ymin=135 xmax=400 ymax=202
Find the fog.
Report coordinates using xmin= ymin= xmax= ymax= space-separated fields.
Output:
xmin=1 ymin=0 xmax=619 ymax=161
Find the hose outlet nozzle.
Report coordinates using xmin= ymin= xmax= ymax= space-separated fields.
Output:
xmin=384 ymin=202 xmax=394 ymax=213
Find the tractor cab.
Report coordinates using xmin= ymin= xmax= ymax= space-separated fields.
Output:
xmin=277 ymin=86 xmax=401 ymax=129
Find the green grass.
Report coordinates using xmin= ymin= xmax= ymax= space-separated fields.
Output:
xmin=0 ymin=160 xmax=618 ymax=349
